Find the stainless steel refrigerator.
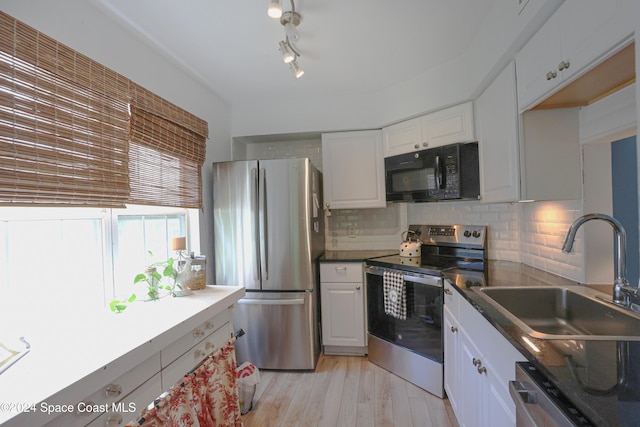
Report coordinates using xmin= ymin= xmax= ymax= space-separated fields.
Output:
xmin=212 ymin=158 xmax=325 ymax=370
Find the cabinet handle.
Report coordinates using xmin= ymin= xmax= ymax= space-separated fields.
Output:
xmin=204 ymin=321 xmax=215 ymax=330
xmin=334 ymin=266 xmax=347 ymax=271
xmin=104 ymin=383 xmax=122 ymax=397
xmin=545 ymin=70 xmax=557 ymax=81
xmin=193 ymin=329 xmax=205 ymax=338
xmin=105 ymin=414 xmax=124 ymax=426
xmin=356 ymin=285 xmax=361 ymax=290
xmin=194 ymin=349 xmax=206 ymax=360
xmin=472 ymin=357 xmax=481 ymax=367
xmin=414 ymin=144 xmax=420 ymax=149
xmin=477 ymin=365 xmax=487 ymax=375
xmin=422 ymin=142 xmax=428 ymax=147
xmin=205 ymin=341 xmax=216 ymax=351
xmin=450 ymin=326 xmax=458 ymax=333
xmin=558 ymin=60 xmax=570 ymax=71
xmin=444 ymin=288 xmax=453 ymax=295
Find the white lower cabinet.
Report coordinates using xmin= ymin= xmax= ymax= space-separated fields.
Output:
xmin=320 ymin=262 xmax=366 ymax=355
xmin=444 ymin=281 xmax=525 ymax=427
xmin=46 ymin=308 xmax=233 ymax=427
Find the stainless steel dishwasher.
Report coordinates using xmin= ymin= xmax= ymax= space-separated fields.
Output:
xmin=510 ymin=362 xmax=595 ymax=427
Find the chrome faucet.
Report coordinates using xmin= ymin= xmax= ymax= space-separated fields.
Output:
xmin=562 ymin=213 xmax=636 ymax=307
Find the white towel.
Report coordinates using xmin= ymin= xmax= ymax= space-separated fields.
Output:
xmin=383 ymin=271 xmax=407 ymax=320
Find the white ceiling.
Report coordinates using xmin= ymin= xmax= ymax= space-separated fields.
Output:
xmin=92 ymin=0 xmax=497 ymax=106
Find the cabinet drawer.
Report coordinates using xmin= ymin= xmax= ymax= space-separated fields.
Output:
xmin=320 ymin=262 xmax=363 ymax=283
xmin=161 ymin=309 xmax=229 ymax=366
xmin=46 ymin=353 xmax=161 ymax=427
xmin=161 ymin=326 xmax=231 ymax=389
xmin=86 ymin=372 xmax=163 ymax=427
xmin=443 ymin=279 xmax=460 ymax=319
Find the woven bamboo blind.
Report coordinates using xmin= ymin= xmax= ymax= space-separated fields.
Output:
xmin=0 ymin=11 xmax=209 ymax=208
xmin=0 ymin=12 xmax=130 ymax=206
xmin=129 ymin=83 xmax=208 ymax=208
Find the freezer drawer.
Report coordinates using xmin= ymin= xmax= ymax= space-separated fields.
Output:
xmin=233 ymin=291 xmax=320 ymax=370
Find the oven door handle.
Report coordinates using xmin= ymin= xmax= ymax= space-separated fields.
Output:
xmin=365 ymin=266 xmax=442 ymax=287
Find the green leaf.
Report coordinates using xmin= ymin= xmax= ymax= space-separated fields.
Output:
xmin=150 ymin=271 xmax=162 ymax=281
xmin=133 ymin=273 xmax=146 ymax=284
xmin=109 ymin=300 xmax=121 ymax=312
xmin=128 ymin=294 xmax=137 ymax=303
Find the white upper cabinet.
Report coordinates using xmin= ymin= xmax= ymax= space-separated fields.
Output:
xmin=382 ymin=102 xmax=475 ymax=157
xmin=516 ymin=0 xmax=634 ymax=111
xmin=420 ymin=101 xmax=475 ymax=148
xmin=382 ymin=117 xmax=424 ymax=158
xmin=476 ymin=62 xmax=520 ymax=203
xmin=322 ymin=130 xmax=386 ymax=209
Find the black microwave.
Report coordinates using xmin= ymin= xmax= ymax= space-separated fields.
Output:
xmin=385 ymin=142 xmax=480 ymax=203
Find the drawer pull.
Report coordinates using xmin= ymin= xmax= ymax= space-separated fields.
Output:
xmin=204 ymin=321 xmax=215 ymax=330
xmin=477 ymin=365 xmax=487 ymax=375
xmin=334 ymin=266 xmax=347 ymax=271
xmin=444 ymin=288 xmax=453 ymax=295
xmin=205 ymin=341 xmax=216 ymax=352
xmin=194 ymin=349 xmax=206 ymax=360
xmin=450 ymin=326 xmax=458 ymax=333
xmin=472 ymin=358 xmax=481 ymax=367
xmin=105 ymin=413 xmax=124 ymax=426
xmin=104 ymin=383 xmax=122 ymax=397
xmin=193 ymin=329 xmax=205 ymax=338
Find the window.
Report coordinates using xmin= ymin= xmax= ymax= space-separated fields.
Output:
xmin=0 ymin=206 xmax=199 ymax=311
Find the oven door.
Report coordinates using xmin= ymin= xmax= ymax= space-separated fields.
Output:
xmin=365 ymin=265 xmax=443 ymax=363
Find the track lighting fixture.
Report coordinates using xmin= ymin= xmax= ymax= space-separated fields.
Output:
xmin=269 ymin=0 xmax=304 ymax=78
xmin=267 ymin=0 xmax=282 ymax=19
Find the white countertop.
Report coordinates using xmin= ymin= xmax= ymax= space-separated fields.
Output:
xmin=0 ymin=285 xmax=245 ymax=426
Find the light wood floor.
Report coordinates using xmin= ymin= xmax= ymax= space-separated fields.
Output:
xmin=241 ymin=354 xmax=459 ymax=427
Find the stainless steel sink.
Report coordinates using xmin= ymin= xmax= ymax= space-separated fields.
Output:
xmin=472 ymin=286 xmax=640 ymax=341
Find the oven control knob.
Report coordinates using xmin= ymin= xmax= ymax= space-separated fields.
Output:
xmin=472 ymin=230 xmax=481 ymax=238
xmin=463 ymin=230 xmax=471 ymax=237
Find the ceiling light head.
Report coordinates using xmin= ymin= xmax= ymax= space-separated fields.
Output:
xmin=279 ymin=41 xmax=295 ymax=63
xmin=280 ymin=11 xmax=301 ymax=27
xmin=267 ymin=0 xmax=282 ymax=18
xmin=290 ymin=60 xmax=304 ymax=79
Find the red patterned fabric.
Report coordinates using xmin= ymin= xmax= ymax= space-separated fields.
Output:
xmin=126 ymin=338 xmax=241 ymax=427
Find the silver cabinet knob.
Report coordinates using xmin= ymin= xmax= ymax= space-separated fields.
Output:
xmin=414 ymin=144 xmax=420 ymax=149
xmin=356 ymin=285 xmax=361 ymax=290
xmin=422 ymin=142 xmax=428 ymax=147
xmin=193 ymin=329 xmax=205 ymax=338
xmin=205 ymin=341 xmax=215 ymax=351
xmin=204 ymin=321 xmax=215 ymax=330
xmin=545 ymin=70 xmax=557 ymax=80
xmin=444 ymin=288 xmax=453 ymax=295
xmin=477 ymin=365 xmax=487 ymax=375
xmin=472 ymin=358 xmax=481 ymax=367
xmin=194 ymin=349 xmax=206 ymax=360
xmin=450 ymin=326 xmax=458 ymax=333
xmin=558 ymin=60 xmax=570 ymax=71
xmin=105 ymin=383 xmax=122 ymax=397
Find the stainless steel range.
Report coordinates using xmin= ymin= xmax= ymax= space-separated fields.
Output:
xmin=365 ymin=224 xmax=487 ymax=397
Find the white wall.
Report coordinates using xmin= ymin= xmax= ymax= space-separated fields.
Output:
xmin=0 ymin=0 xmax=233 ymax=285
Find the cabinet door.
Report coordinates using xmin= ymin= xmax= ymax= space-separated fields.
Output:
xmin=476 ymin=62 xmax=520 ymax=203
xmin=443 ymin=308 xmax=460 ymax=416
xmin=516 ymin=11 xmax=562 ymax=110
xmin=321 ymin=130 xmax=386 ymax=209
xmin=382 ymin=117 xmax=424 ymax=157
xmin=458 ymin=329 xmax=484 ymax=427
xmin=320 ymin=282 xmax=365 ymax=347
xmin=421 ymin=101 xmax=475 ymax=148
xmin=559 ymin=0 xmax=633 ymax=84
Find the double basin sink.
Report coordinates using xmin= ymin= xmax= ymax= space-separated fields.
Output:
xmin=472 ymin=285 xmax=640 ymax=341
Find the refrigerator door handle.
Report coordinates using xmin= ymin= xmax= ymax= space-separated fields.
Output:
xmin=251 ymin=167 xmax=261 ymax=281
xmin=258 ymin=168 xmax=269 ymax=280
xmin=238 ymin=298 xmax=305 ymax=306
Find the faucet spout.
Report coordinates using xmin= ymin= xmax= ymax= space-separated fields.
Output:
xmin=562 ymin=213 xmax=631 ymax=306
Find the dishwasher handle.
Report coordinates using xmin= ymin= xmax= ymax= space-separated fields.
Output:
xmin=509 ymin=380 xmax=539 ymax=427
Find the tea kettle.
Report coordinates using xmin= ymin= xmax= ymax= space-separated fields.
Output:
xmin=399 ymin=230 xmax=421 ymax=258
